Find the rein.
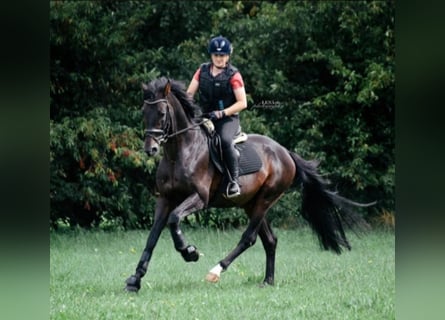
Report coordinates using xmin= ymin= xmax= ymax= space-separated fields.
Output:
xmin=143 ymin=99 xmax=206 ymax=144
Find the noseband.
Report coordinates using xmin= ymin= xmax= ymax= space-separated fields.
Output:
xmin=143 ymin=98 xmax=205 ymax=145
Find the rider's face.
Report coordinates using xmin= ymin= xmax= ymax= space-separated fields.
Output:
xmin=211 ymin=54 xmax=229 ymax=68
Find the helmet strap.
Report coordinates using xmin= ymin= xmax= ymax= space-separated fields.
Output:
xmin=213 ymin=61 xmax=229 ymax=70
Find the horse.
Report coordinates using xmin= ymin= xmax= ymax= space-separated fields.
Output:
xmin=125 ymin=77 xmax=372 ymax=292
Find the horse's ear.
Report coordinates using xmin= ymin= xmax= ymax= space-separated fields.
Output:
xmin=142 ymin=83 xmax=149 ymax=92
xmin=164 ymin=79 xmax=171 ymax=97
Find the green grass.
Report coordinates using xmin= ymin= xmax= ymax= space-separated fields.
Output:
xmin=50 ymin=227 xmax=394 ymax=319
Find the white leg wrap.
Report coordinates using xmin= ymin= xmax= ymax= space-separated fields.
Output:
xmin=209 ymin=264 xmax=223 ymax=277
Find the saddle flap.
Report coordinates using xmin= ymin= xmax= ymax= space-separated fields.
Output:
xmin=208 ymin=135 xmax=262 ymax=177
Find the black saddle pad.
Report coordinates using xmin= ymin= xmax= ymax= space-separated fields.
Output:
xmin=209 ymin=136 xmax=262 ymax=176
xmin=236 ymin=141 xmax=263 ymax=176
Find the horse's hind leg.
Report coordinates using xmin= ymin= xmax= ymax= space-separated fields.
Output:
xmin=205 ymin=215 xmax=263 ymax=283
xmin=258 ymin=219 xmax=277 ymax=286
xmin=206 ymin=191 xmax=282 ymax=284
xmin=205 ymin=196 xmax=276 ymax=283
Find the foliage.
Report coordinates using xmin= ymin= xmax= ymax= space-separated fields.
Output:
xmin=50 ymin=1 xmax=394 ymax=228
xmin=50 ymin=108 xmax=157 ymax=228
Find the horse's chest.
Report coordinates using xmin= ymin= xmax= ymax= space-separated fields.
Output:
xmin=156 ymin=162 xmax=192 ymax=192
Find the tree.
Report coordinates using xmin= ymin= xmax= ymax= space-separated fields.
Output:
xmin=50 ymin=1 xmax=394 ymax=228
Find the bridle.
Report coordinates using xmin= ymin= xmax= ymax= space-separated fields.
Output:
xmin=143 ymin=99 xmax=171 ymax=145
xmin=143 ymin=98 xmax=205 ymax=145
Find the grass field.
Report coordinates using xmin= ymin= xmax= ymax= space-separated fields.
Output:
xmin=50 ymin=227 xmax=394 ymax=319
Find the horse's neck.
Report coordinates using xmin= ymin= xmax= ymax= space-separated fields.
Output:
xmin=164 ymin=108 xmax=206 ymax=161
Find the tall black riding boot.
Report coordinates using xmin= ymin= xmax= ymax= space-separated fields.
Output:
xmin=223 ymin=146 xmax=241 ymax=198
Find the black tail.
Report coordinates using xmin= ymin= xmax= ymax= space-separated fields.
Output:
xmin=289 ymin=152 xmax=373 ymax=254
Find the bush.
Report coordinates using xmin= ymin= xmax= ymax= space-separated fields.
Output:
xmin=50 ymin=108 xmax=157 ymax=228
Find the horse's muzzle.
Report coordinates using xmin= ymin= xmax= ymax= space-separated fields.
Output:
xmin=145 ymin=145 xmax=159 ymax=156
xmin=144 ymin=139 xmax=160 ymax=156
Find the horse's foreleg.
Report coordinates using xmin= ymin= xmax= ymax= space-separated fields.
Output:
xmin=168 ymin=193 xmax=205 ymax=262
xmin=206 ymin=216 xmax=263 ymax=283
xmin=125 ymin=198 xmax=169 ymax=292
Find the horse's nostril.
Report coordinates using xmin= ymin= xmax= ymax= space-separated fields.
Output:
xmin=145 ymin=146 xmax=158 ymax=156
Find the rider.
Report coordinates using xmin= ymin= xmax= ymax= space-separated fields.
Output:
xmin=187 ymin=35 xmax=247 ymax=198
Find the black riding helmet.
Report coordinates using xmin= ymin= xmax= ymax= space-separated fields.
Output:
xmin=208 ymin=36 xmax=233 ymax=55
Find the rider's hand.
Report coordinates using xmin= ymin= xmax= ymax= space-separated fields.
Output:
xmin=209 ymin=110 xmax=225 ymax=121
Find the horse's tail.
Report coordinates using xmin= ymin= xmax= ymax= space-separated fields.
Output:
xmin=289 ymin=152 xmax=373 ymax=254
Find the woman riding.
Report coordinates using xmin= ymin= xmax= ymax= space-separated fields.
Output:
xmin=187 ymin=35 xmax=247 ymax=198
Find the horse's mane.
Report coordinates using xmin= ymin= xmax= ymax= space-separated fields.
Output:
xmin=144 ymin=77 xmax=202 ymax=122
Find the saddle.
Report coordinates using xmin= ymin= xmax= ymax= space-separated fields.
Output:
xmin=201 ymin=119 xmax=262 ymax=177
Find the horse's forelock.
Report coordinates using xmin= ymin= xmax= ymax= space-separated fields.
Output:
xmin=142 ymin=77 xmax=166 ymax=96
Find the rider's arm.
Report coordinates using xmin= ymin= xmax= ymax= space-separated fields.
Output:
xmin=187 ymin=68 xmax=201 ymax=98
xmin=223 ymin=72 xmax=247 ymax=116
xmin=224 ymin=87 xmax=247 ymax=116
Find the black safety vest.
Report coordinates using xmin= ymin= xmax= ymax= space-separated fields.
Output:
xmin=198 ymin=63 xmax=238 ymax=113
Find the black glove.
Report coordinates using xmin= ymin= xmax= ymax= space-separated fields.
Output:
xmin=208 ymin=110 xmax=225 ymax=121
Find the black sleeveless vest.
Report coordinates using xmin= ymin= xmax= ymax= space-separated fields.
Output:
xmin=198 ymin=63 xmax=238 ymax=113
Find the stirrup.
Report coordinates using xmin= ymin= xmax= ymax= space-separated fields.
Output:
xmin=225 ymin=181 xmax=241 ymax=198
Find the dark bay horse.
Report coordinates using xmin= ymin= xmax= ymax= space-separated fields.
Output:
xmin=125 ymin=77 xmax=371 ymax=292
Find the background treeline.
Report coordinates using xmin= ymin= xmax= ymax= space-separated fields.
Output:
xmin=50 ymin=1 xmax=394 ymax=229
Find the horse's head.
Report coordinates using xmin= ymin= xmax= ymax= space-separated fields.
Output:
xmin=141 ymin=77 xmax=203 ymax=156
xmin=141 ymin=79 xmax=172 ymax=156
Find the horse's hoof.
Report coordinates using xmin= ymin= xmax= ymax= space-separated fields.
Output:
xmin=124 ymin=275 xmax=140 ymax=292
xmin=260 ymin=278 xmax=274 ymax=287
xmin=259 ymin=281 xmax=273 ymax=288
xmin=124 ymin=284 xmax=140 ymax=293
xmin=181 ymin=245 xmax=200 ymax=262
xmin=205 ymin=272 xmax=220 ymax=283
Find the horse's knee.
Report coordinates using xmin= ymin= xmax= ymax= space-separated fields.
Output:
xmin=168 ymin=214 xmax=180 ymax=225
